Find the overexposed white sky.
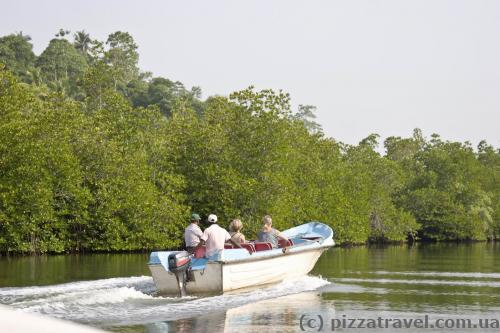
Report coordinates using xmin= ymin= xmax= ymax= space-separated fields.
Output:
xmin=2 ymin=0 xmax=499 ymax=147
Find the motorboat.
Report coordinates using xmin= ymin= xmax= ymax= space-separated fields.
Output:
xmin=148 ymin=222 xmax=334 ymax=295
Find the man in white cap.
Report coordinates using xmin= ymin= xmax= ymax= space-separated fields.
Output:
xmin=197 ymin=214 xmax=247 ymax=259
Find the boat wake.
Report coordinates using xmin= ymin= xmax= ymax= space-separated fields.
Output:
xmin=0 ymin=275 xmax=328 ymax=327
xmin=333 ymin=277 xmax=500 ymax=288
xmin=347 ymin=270 xmax=500 ymax=279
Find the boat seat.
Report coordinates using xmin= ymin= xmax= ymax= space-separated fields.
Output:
xmin=194 ymin=246 xmax=206 ymax=258
xmin=278 ymin=239 xmax=293 ymax=248
xmin=254 ymin=242 xmax=273 ymax=251
xmin=240 ymin=243 xmax=256 ymax=253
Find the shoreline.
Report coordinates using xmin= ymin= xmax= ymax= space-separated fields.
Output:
xmin=1 ymin=239 xmax=498 ymax=257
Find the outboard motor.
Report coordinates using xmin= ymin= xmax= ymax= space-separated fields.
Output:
xmin=168 ymin=251 xmax=191 ymax=297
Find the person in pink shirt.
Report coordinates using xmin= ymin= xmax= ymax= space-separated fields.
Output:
xmin=196 ymin=214 xmax=248 ymax=260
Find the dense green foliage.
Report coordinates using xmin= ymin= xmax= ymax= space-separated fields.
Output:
xmin=0 ymin=33 xmax=36 ymax=83
xmin=0 ymin=31 xmax=498 ymax=253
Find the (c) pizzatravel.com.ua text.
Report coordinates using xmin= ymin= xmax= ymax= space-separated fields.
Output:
xmin=299 ymin=314 xmax=500 ymax=331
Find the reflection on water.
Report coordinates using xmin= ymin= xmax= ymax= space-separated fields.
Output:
xmin=142 ymin=312 xmax=228 ymax=333
xmin=1 ymin=243 xmax=499 ymax=332
xmin=116 ymin=293 xmax=328 ymax=333
xmin=223 ymin=292 xmax=327 ymax=333
xmin=0 ymin=253 xmax=150 ymax=287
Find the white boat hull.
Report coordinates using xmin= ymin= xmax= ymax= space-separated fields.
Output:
xmin=222 ymin=248 xmax=325 ymax=291
xmin=149 ymin=247 xmax=328 ymax=294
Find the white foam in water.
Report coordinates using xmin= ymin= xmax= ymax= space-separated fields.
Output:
xmin=333 ymin=277 xmax=500 ymax=288
xmin=347 ymin=271 xmax=500 ymax=279
xmin=0 ymin=275 xmax=329 ymax=326
xmin=0 ymin=276 xmax=154 ymax=299
xmin=321 ymin=282 xmax=388 ymax=294
xmin=372 ymin=271 xmax=500 ymax=279
xmin=13 ymin=286 xmax=155 ymax=310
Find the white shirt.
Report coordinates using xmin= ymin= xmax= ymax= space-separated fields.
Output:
xmin=184 ymin=223 xmax=203 ymax=247
xmin=201 ymin=224 xmax=231 ymax=257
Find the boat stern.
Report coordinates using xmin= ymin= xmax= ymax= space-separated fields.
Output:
xmin=148 ymin=251 xmax=223 ymax=295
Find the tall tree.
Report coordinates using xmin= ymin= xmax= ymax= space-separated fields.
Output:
xmin=105 ymin=31 xmax=139 ymax=90
xmin=293 ymin=104 xmax=322 ymax=134
xmin=0 ymin=32 xmax=36 ymax=83
xmin=477 ymin=141 xmax=500 ymax=239
xmin=36 ymin=38 xmax=88 ymax=98
xmin=73 ymin=30 xmax=91 ymax=57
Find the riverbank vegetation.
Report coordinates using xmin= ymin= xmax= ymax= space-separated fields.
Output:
xmin=0 ymin=31 xmax=498 ymax=253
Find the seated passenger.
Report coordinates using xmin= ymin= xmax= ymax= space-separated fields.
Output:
xmin=228 ymin=219 xmax=246 ymax=245
xmin=257 ymin=215 xmax=288 ymax=248
xmin=184 ymin=213 xmax=203 ymax=254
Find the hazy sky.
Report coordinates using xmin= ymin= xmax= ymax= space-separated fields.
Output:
xmin=2 ymin=0 xmax=499 ymax=147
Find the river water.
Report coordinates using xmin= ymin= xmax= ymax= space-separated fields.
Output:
xmin=1 ymin=243 xmax=499 ymax=332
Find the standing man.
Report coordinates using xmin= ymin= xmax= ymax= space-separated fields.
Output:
xmin=197 ymin=214 xmax=248 ymax=260
xmin=184 ymin=213 xmax=203 ymax=254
